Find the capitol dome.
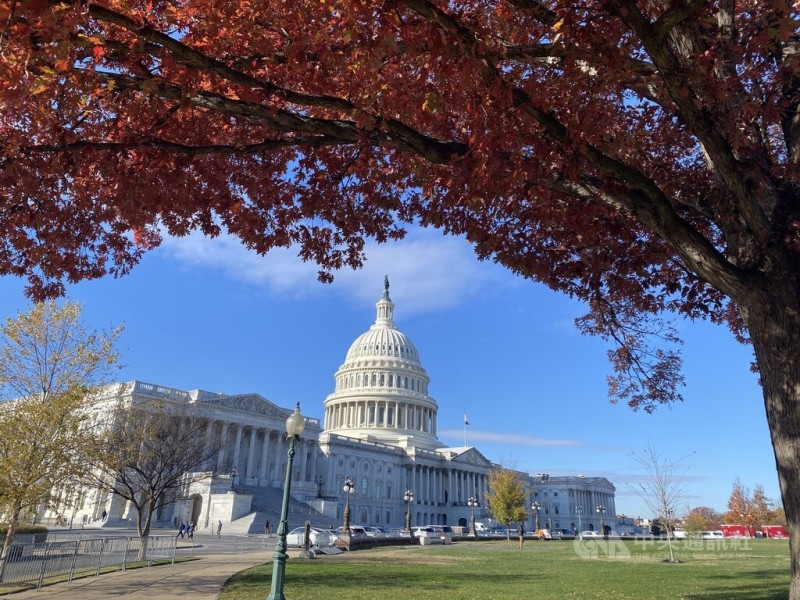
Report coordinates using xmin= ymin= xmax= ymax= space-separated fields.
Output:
xmin=322 ymin=278 xmax=441 ymax=448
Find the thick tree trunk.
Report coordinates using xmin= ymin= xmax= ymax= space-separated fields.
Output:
xmin=739 ymin=280 xmax=800 ymax=600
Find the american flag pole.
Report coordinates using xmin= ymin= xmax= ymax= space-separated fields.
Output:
xmin=463 ymin=411 xmax=469 ymax=447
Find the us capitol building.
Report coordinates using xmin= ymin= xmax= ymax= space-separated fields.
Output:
xmin=40 ymin=280 xmax=616 ymax=534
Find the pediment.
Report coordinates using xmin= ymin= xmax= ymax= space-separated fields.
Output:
xmin=439 ymin=447 xmax=492 ymax=468
xmin=199 ymin=393 xmax=290 ymax=420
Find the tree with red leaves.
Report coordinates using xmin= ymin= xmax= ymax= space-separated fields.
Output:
xmin=1 ymin=0 xmax=799 ymax=593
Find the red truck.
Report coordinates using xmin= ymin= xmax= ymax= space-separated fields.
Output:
xmin=761 ymin=525 xmax=788 ymax=539
xmin=720 ymin=524 xmax=756 ymax=538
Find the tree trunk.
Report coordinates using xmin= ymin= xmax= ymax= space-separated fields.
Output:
xmin=739 ymin=280 xmax=800 ymax=600
xmin=137 ymin=506 xmax=154 ymax=561
xmin=0 ymin=505 xmax=22 ymax=582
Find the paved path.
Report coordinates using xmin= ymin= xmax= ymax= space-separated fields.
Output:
xmin=0 ymin=550 xmax=272 ymax=600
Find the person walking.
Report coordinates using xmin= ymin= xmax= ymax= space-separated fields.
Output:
xmin=265 ymin=520 xmax=271 ymax=537
xmin=217 ymin=520 xmax=222 ymax=537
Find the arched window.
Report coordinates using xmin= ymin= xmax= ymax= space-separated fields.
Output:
xmin=388 ymin=374 xmax=393 ymax=387
xmin=361 ymin=477 xmax=368 ymax=495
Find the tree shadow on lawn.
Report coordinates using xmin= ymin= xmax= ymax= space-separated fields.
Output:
xmin=684 ymin=570 xmax=787 ymax=600
xmin=288 ymin=570 xmax=540 ymax=591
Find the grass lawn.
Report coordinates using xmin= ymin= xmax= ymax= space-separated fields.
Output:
xmin=220 ymin=538 xmax=790 ymax=600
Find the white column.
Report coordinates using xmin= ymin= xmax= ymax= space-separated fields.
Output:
xmin=204 ymin=420 xmax=214 ymax=470
xmin=258 ymin=429 xmax=270 ymax=480
xmin=309 ymin=444 xmax=318 ymax=484
xmin=232 ymin=424 xmax=243 ymax=471
xmin=216 ymin=422 xmax=229 ymax=472
xmin=299 ymin=439 xmax=308 ymax=482
xmin=245 ymin=427 xmax=257 ymax=480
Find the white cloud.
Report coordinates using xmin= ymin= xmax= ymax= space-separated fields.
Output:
xmin=159 ymin=227 xmax=516 ymax=316
xmin=438 ymin=428 xmax=585 ymax=448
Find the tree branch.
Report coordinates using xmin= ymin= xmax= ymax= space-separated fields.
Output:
xmin=652 ymin=0 xmax=706 ymax=45
xmin=605 ymin=0 xmax=776 ymax=248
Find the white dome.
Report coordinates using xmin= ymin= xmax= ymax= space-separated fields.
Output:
xmin=345 ymin=325 xmax=421 ymax=364
xmin=322 ymin=278 xmax=440 ymax=448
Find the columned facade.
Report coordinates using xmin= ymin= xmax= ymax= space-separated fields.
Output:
xmin=40 ymin=280 xmax=616 ymax=533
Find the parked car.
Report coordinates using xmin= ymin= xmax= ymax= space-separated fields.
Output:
xmin=334 ymin=525 xmax=368 ymax=537
xmin=363 ymin=526 xmax=385 ymax=538
xmin=285 ymin=527 xmax=336 ymax=547
xmin=579 ymin=531 xmax=603 ymax=539
xmin=537 ymin=528 xmax=552 ymax=540
xmin=551 ymin=528 xmax=574 ymax=538
xmin=701 ymin=530 xmax=724 ymax=539
xmin=411 ymin=526 xmax=436 ymax=539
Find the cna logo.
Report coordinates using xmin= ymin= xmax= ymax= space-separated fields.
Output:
xmin=573 ymin=537 xmax=631 ymax=559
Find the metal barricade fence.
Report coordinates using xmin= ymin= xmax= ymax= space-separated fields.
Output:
xmin=0 ymin=535 xmax=178 ymax=590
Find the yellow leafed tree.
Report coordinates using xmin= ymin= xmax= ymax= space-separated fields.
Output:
xmin=487 ymin=466 xmax=528 ymax=540
xmin=0 ymin=301 xmax=121 ymax=580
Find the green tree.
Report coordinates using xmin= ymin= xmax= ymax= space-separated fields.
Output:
xmin=0 ymin=301 xmax=120 ymax=579
xmin=85 ymin=399 xmax=223 ymax=560
xmin=487 ymin=466 xmax=528 ymax=540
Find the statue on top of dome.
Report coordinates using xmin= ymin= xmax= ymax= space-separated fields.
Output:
xmin=382 ymin=275 xmax=391 ymax=300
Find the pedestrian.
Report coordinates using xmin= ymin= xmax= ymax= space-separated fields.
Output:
xmin=101 ymin=509 xmax=107 ymax=521
xmin=178 ymin=521 xmax=185 ymax=539
xmin=519 ymin=524 xmax=525 ymax=550
xmin=265 ymin=520 xmax=271 ymax=537
xmin=188 ymin=521 xmax=194 ymax=539
xmin=217 ymin=520 xmax=222 ymax=537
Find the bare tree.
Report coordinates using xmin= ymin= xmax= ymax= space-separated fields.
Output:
xmin=628 ymin=444 xmax=694 ymax=563
xmin=85 ymin=400 xmax=222 ymax=559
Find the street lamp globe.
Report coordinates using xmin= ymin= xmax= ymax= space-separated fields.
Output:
xmin=286 ymin=404 xmax=306 ymax=436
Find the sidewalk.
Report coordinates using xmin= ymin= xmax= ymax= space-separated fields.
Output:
xmin=0 ymin=550 xmax=272 ymax=600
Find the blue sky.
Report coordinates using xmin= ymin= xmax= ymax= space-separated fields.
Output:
xmin=0 ymin=226 xmax=778 ymax=518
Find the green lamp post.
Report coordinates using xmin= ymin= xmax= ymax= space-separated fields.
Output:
xmin=266 ymin=403 xmax=306 ymax=600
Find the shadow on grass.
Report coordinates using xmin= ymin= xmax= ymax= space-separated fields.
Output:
xmin=684 ymin=568 xmax=788 ymax=600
